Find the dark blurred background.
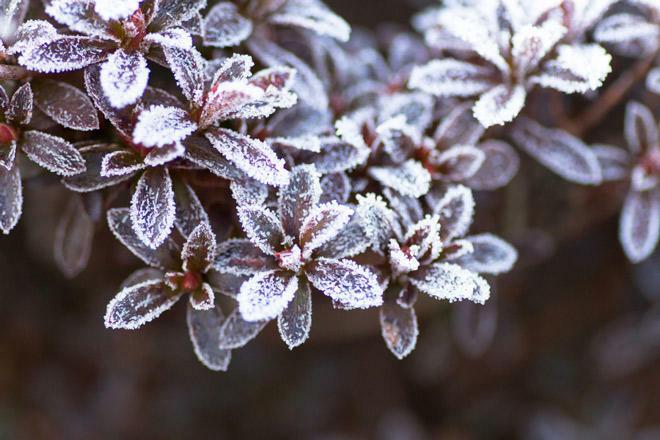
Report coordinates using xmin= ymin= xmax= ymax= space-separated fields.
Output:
xmin=2 ymin=1 xmax=660 ymax=439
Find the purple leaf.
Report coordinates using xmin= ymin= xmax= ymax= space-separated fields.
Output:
xmin=104 ymin=279 xmax=182 ymax=329
xmin=619 ymin=190 xmax=660 ymax=263
xmin=18 ymin=36 xmax=114 ymax=73
xmin=100 ymin=49 xmax=149 ymax=108
xmin=465 ymin=140 xmax=520 ymax=190
xmin=299 ymin=201 xmax=353 ymax=258
xmin=217 ymin=307 xmax=268 ymax=349
xmin=163 ymin=45 xmax=206 ymax=106
xmin=20 ymin=131 xmax=86 ymax=176
xmin=203 ymin=2 xmax=253 ymax=48
xmin=107 ymin=207 xmax=180 ymax=269
xmin=277 ymin=278 xmax=312 ymax=349
xmin=130 ymin=167 xmax=176 ymax=249
xmin=473 ymin=84 xmax=526 ymax=128
xmin=455 ymin=233 xmax=518 ymax=274
xmin=306 ymin=258 xmax=383 ymax=309
xmin=6 ymin=82 xmax=32 ymax=126
xmin=237 ymin=205 xmax=286 ymax=255
xmin=32 ymin=79 xmax=99 ymax=130
xmin=205 ymin=127 xmax=289 ymax=186
xmin=213 ymin=239 xmax=277 ymax=276
xmin=238 ymin=270 xmax=299 ymax=321
xmin=380 ymin=300 xmax=418 ymax=359
xmin=186 ymin=303 xmax=232 ymax=371
xmin=133 ymin=105 xmax=196 ymax=148
xmin=62 ymin=144 xmax=134 ymax=192
xmin=173 ymin=181 xmax=210 ymax=238
xmin=0 ymin=161 xmax=22 ymax=234
xmin=101 ymin=150 xmax=145 ymax=177
xmin=625 ymin=101 xmax=657 ymax=155
xmin=428 ymin=184 xmax=474 ymax=242
xmin=54 ymin=195 xmax=94 ymax=278
xmin=278 ymin=164 xmax=321 ymax=237
xmin=182 ymin=223 xmax=216 ymax=273
xmin=409 ymin=262 xmax=490 ymax=304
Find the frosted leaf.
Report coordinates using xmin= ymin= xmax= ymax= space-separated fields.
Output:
xmin=163 ymin=46 xmax=206 ymax=106
xmin=62 ymin=144 xmax=134 ymax=192
xmin=442 ymin=238 xmax=474 ymax=261
xmin=144 ymin=28 xmax=192 ymax=50
xmin=107 ymin=207 xmax=179 ymax=269
xmin=199 ymin=82 xmax=262 ymax=127
xmin=237 ymin=270 xmax=298 ymax=321
xmin=237 ymin=205 xmax=286 ymax=255
xmin=594 ymin=13 xmax=659 ymax=44
xmin=32 ymin=80 xmax=99 ymax=131
xmin=234 ymin=67 xmax=298 ymax=120
xmin=434 ymin=101 xmax=484 ymax=147
xmin=408 ymin=59 xmax=494 ymax=97
xmin=99 ymin=49 xmax=149 ymax=108
xmin=18 ymin=37 xmax=113 ymax=73
xmin=173 ymin=181 xmax=210 ymax=238
xmin=306 ymin=258 xmax=383 ymax=309
xmin=430 ymin=184 xmax=475 ymax=242
xmin=355 ymin=193 xmax=397 ymax=252
xmin=625 ymin=101 xmax=657 ymax=155
xmin=317 ymin=215 xmax=371 ymax=259
xmin=377 ymin=115 xmax=419 ymax=164
xmin=335 ymin=115 xmax=368 ymax=150
xmin=0 ymin=86 xmax=7 ymax=116
xmin=130 ymin=167 xmax=176 ymax=249
xmin=0 ymin=142 xmax=16 ymax=170
xmin=54 ymin=196 xmax=93 ymax=278
xmin=21 ymin=131 xmax=86 ymax=176
xmin=203 ymin=2 xmax=252 ymax=48
xmin=46 ymin=0 xmax=115 ymax=40
xmin=646 ymin=67 xmax=660 ymax=94
xmin=83 ymin=65 xmax=133 ymax=136
xmin=455 ymin=233 xmax=518 ymax=274
xmin=410 ymin=262 xmax=490 ymax=304
xmin=465 ymin=140 xmax=520 ymax=190
xmin=0 ymin=162 xmax=22 ymax=234
xmin=205 ymin=271 xmax=246 ymax=298
xmin=277 ymin=278 xmax=312 ymax=349
xmin=189 ymin=282 xmax=215 ymax=311
xmin=619 ymin=190 xmax=660 ymax=263
xmin=278 ymin=164 xmax=322 ymax=236
xmin=434 ymin=6 xmax=509 ymax=73
xmin=380 ymin=300 xmax=418 ymax=359
xmin=319 ymin=172 xmax=350 ymax=204
xmin=99 ymin=150 xmax=143 ymax=177
xmin=186 ymin=303 xmax=232 ymax=371
xmin=8 ymin=20 xmax=58 ymax=56
xmin=593 ymin=144 xmax=630 ymax=181
xmin=0 ymin=0 xmax=28 ymax=43
xmin=210 ymin=53 xmax=254 ymax=84
xmin=368 ymin=160 xmax=431 ymax=198
xmin=389 ymin=239 xmax=420 ymax=274
xmin=133 ymin=105 xmax=196 ymax=148
xmin=217 ymin=308 xmax=268 ymax=349
xmin=150 ymin=0 xmax=207 ymax=30
xmin=382 ymin=188 xmax=423 ymax=229
xmin=143 ymin=141 xmax=184 ymax=166
xmin=247 ymin=37 xmax=328 ymax=111
xmin=121 ymin=268 xmax=164 ymax=289
xmin=305 ymin=137 xmax=369 ymax=174
xmin=104 ymin=279 xmax=182 ymax=329
xmin=182 ymin=134 xmax=246 ymax=181
xmin=180 ymin=12 xmax=203 ymax=37
xmin=473 ymin=84 xmax=526 ymax=128
xmin=404 ymin=214 xmax=442 ymax=260
xmin=378 ymin=92 xmax=434 ymax=132
xmin=204 ymin=128 xmax=289 ymax=186
xmin=268 ymin=135 xmax=322 ymax=153
xmin=270 ymin=0 xmax=350 ymax=42
xmin=429 ymin=145 xmax=485 ymax=181
xmin=230 ymin=179 xmax=269 ymax=207
xmin=213 ymin=239 xmax=276 ymax=276
xmin=94 ymin=0 xmax=139 ymax=21
xmin=299 ymin=201 xmax=353 ymax=258
xmin=511 ymin=21 xmax=566 ymax=77
xmin=512 ymin=117 xmax=602 ymax=185
xmin=182 ymin=223 xmax=216 ymax=273
xmin=532 ymin=44 xmax=612 ymax=94
xmin=6 ymin=82 xmax=32 ymax=126
xmin=451 ymin=299 xmax=497 ymax=358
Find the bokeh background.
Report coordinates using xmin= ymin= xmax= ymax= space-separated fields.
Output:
xmin=2 ymin=1 xmax=660 ymax=438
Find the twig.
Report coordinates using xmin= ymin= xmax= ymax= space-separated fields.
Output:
xmin=570 ymin=51 xmax=658 ymax=137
